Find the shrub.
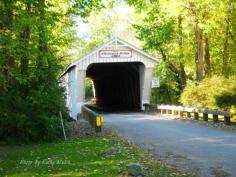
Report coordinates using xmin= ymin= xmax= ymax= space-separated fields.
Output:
xmin=180 ymin=76 xmax=236 ymax=109
xmin=0 ymin=79 xmax=69 ymax=143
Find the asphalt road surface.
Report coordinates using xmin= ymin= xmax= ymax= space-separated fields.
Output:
xmin=103 ymin=112 xmax=236 ymax=177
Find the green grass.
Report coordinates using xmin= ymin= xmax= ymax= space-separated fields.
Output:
xmin=0 ymin=135 xmax=193 ymax=177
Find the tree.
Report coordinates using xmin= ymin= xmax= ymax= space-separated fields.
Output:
xmin=127 ymin=0 xmax=189 ymax=103
xmin=0 ymin=0 xmax=103 ymax=143
xmin=76 ymin=1 xmax=140 ymax=57
xmin=127 ymin=0 xmax=236 ymax=105
xmin=222 ymin=0 xmax=236 ymax=77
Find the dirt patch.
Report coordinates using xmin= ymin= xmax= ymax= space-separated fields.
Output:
xmin=68 ymin=117 xmax=112 ymax=139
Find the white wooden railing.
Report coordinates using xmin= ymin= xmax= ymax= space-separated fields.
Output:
xmin=143 ymin=104 xmax=231 ymax=125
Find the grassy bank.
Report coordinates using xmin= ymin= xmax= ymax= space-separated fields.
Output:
xmin=0 ymin=135 xmax=193 ymax=177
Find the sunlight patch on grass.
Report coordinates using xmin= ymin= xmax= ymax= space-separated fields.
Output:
xmin=0 ymin=136 xmax=194 ymax=177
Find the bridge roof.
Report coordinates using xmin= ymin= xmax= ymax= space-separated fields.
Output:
xmin=64 ymin=37 xmax=160 ymax=74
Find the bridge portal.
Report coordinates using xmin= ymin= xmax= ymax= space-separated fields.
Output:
xmin=63 ymin=37 xmax=159 ymax=119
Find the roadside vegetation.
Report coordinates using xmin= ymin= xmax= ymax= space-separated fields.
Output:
xmin=0 ymin=0 xmax=104 ymax=143
xmin=180 ymin=76 xmax=236 ymax=119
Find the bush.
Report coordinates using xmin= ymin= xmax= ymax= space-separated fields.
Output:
xmin=180 ymin=76 xmax=236 ymax=109
xmin=0 ymin=79 xmax=69 ymax=143
xmin=215 ymin=88 xmax=236 ymax=110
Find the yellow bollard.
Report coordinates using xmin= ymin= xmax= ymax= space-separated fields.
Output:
xmin=96 ymin=116 xmax=101 ymax=126
xmin=96 ymin=116 xmax=103 ymax=126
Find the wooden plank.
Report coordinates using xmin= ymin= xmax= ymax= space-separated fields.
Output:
xmin=187 ymin=112 xmax=191 ymax=118
xmin=224 ymin=116 xmax=231 ymax=125
xmin=203 ymin=113 xmax=208 ymax=121
xmin=194 ymin=112 xmax=199 ymax=120
xmin=203 ymin=109 xmax=229 ymax=117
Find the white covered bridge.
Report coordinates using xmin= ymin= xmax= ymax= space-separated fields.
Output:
xmin=62 ymin=37 xmax=159 ymax=119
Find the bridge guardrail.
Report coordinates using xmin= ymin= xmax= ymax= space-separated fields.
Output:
xmin=144 ymin=104 xmax=231 ymax=125
xmin=81 ymin=105 xmax=103 ymax=132
xmin=158 ymin=105 xmax=231 ymax=125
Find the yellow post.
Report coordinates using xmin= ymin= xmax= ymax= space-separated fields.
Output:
xmin=96 ymin=116 xmax=103 ymax=126
xmin=96 ymin=116 xmax=101 ymax=126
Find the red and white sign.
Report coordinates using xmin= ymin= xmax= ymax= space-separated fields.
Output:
xmin=99 ymin=50 xmax=132 ymax=58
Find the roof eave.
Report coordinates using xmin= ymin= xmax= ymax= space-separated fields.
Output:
xmin=63 ymin=37 xmax=160 ymax=75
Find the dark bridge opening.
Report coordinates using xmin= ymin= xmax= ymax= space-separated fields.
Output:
xmin=86 ymin=62 xmax=144 ymax=112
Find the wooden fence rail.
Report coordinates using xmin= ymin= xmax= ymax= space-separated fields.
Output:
xmin=144 ymin=104 xmax=231 ymax=125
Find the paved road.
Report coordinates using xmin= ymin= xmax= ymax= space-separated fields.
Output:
xmin=103 ymin=113 xmax=236 ymax=177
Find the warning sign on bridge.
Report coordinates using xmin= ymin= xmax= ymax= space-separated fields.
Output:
xmin=152 ymin=77 xmax=160 ymax=88
xmin=99 ymin=50 xmax=132 ymax=58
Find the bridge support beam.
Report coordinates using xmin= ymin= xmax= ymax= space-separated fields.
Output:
xmin=141 ymin=67 xmax=153 ymax=109
xmin=74 ymin=68 xmax=86 ymax=118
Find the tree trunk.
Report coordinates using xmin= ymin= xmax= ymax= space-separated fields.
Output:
xmin=37 ymin=0 xmax=48 ymax=69
xmin=222 ymin=20 xmax=230 ymax=77
xmin=160 ymin=47 xmax=187 ymax=90
xmin=4 ymin=0 xmax=15 ymax=68
xmin=159 ymin=48 xmax=179 ymax=75
xmin=179 ymin=63 xmax=187 ymax=89
xmin=178 ymin=15 xmax=187 ymax=89
xmin=194 ymin=18 xmax=205 ymax=81
xmin=222 ymin=0 xmax=232 ymax=77
xmin=20 ymin=2 xmax=31 ymax=76
xmin=204 ymin=36 xmax=211 ymax=75
xmin=2 ymin=0 xmax=15 ymax=88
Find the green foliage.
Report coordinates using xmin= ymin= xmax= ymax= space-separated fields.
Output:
xmin=0 ymin=80 xmax=69 ymax=143
xmin=76 ymin=1 xmax=141 ymax=57
xmin=133 ymin=8 xmax=175 ymax=52
xmin=150 ymin=62 xmax=181 ymax=105
xmin=70 ymin=0 xmax=105 ymax=17
xmin=180 ymin=76 xmax=236 ymax=109
xmin=85 ymin=78 xmax=94 ymax=102
xmin=0 ymin=0 xmax=103 ymax=143
xmin=127 ymin=0 xmax=236 ymax=106
xmin=215 ymin=89 xmax=236 ymax=109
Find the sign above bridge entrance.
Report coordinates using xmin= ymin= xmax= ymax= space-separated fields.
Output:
xmin=99 ymin=50 xmax=132 ymax=58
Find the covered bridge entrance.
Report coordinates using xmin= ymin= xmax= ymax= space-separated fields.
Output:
xmin=63 ymin=37 xmax=159 ymax=119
